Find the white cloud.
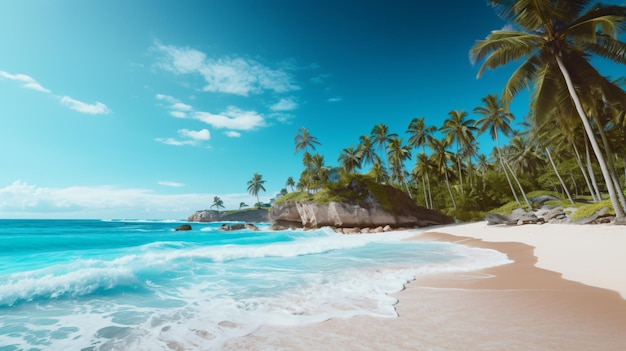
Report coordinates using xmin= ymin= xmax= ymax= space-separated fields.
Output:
xmin=0 ymin=71 xmax=51 ymax=93
xmin=224 ymin=131 xmax=241 ymax=138
xmin=0 ymin=180 xmax=266 ymax=219
xmin=0 ymin=70 xmax=110 ymax=115
xmin=171 ymin=102 xmax=192 ymax=111
xmin=179 ymin=128 xmax=210 ymax=141
xmin=60 ymin=96 xmax=111 ymax=115
xmin=193 ymin=106 xmax=265 ymax=130
xmin=328 ymin=97 xmax=343 ymax=103
xmin=169 ymin=111 xmax=187 ymax=118
xmin=270 ymin=97 xmax=298 ymax=111
xmin=158 ymin=181 xmax=185 ymax=187
xmin=154 ymin=137 xmax=196 ymax=146
xmin=156 ymin=93 xmax=178 ymax=103
xmin=155 ymin=42 xmax=299 ymax=96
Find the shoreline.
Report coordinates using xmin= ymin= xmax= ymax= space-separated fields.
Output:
xmin=225 ymin=222 xmax=626 ymax=350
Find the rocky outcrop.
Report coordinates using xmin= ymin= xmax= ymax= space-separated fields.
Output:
xmin=174 ymin=224 xmax=192 ymax=231
xmin=218 ymin=223 xmax=260 ymax=231
xmin=188 ymin=209 xmax=269 ymax=223
xmin=269 ymin=181 xmax=453 ymax=230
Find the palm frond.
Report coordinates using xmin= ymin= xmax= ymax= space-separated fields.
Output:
xmin=569 ymin=5 xmax=626 ymax=38
xmin=502 ymin=55 xmax=541 ymax=103
xmin=471 ymin=31 xmax=541 ymax=77
xmin=585 ymin=34 xmax=626 ymax=64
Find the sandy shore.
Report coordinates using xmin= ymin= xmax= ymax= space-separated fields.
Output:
xmin=225 ymin=222 xmax=626 ymax=350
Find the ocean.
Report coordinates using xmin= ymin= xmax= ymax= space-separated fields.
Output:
xmin=0 ymin=219 xmax=510 ymax=350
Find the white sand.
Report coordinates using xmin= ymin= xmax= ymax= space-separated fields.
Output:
xmin=422 ymin=221 xmax=626 ymax=299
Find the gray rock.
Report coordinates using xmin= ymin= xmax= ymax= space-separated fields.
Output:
xmin=484 ymin=213 xmax=513 ymax=225
xmin=174 ymin=224 xmax=192 ymax=231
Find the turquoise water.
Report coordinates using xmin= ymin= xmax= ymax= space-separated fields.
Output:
xmin=0 ymin=219 xmax=509 ymax=350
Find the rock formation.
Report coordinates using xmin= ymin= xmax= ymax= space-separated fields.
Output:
xmin=269 ymin=179 xmax=453 ymax=229
xmin=187 ymin=209 xmax=269 ymax=223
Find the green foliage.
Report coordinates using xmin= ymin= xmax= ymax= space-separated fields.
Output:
xmin=570 ymin=200 xmax=615 ymax=221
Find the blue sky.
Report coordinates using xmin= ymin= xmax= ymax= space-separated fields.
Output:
xmin=1 ymin=0 xmax=624 ymax=219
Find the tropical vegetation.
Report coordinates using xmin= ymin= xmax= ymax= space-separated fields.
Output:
xmin=277 ymin=0 xmax=626 ymax=224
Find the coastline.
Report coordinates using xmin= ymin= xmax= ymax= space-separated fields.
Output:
xmin=225 ymin=222 xmax=626 ymax=350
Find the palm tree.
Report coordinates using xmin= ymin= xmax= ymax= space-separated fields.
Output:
xmin=371 ymin=123 xmax=397 ymax=171
xmin=406 ymin=117 xmax=436 ymax=153
xmin=429 ymin=137 xmax=457 ymax=209
xmin=474 ymin=94 xmax=522 ymax=207
xmin=239 ymin=202 xmax=249 ymax=210
xmin=357 ymin=135 xmax=377 ymax=168
xmin=413 ymin=152 xmax=434 ymax=208
xmin=471 ymin=0 xmax=626 ymax=221
xmin=247 ymin=173 xmax=266 ymax=208
xmin=367 ymin=157 xmax=389 ymax=184
xmin=386 ymin=136 xmax=413 ymax=197
xmin=439 ymin=110 xmax=476 ymax=193
xmin=211 ymin=196 xmax=225 ymax=215
xmin=338 ymin=145 xmax=362 ymax=174
xmin=294 ymin=127 xmax=321 ymax=154
xmin=285 ymin=176 xmax=296 ymax=192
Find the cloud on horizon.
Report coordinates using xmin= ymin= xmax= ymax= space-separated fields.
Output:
xmin=0 ymin=180 xmax=267 ymax=219
xmin=0 ymin=70 xmax=111 ymax=115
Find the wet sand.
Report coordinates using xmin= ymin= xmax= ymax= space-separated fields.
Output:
xmin=224 ymin=225 xmax=626 ymax=351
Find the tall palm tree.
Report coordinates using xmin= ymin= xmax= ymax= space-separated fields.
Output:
xmin=247 ymin=173 xmax=266 ymax=208
xmin=367 ymin=157 xmax=389 ymax=184
xmin=285 ymin=176 xmax=296 ymax=192
xmin=294 ymin=127 xmax=321 ymax=154
xmin=338 ymin=145 xmax=362 ymax=174
xmin=471 ymin=0 xmax=626 ymax=221
xmin=429 ymin=137 xmax=457 ymax=209
xmin=386 ymin=136 xmax=413 ymax=197
xmin=406 ymin=117 xmax=436 ymax=153
xmin=211 ymin=196 xmax=225 ymax=215
xmin=439 ymin=110 xmax=476 ymax=193
xmin=474 ymin=94 xmax=522 ymax=206
xmin=357 ymin=135 xmax=377 ymax=168
xmin=371 ymin=123 xmax=397 ymax=171
xmin=413 ymin=152 xmax=434 ymax=209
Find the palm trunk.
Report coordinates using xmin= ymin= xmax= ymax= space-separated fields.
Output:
xmin=496 ymin=134 xmax=520 ymax=205
xmin=456 ymin=145 xmax=464 ymax=195
xmin=591 ymin=115 xmax=626 ymax=209
xmin=504 ymin=161 xmax=532 ymax=210
xmin=426 ymin=173 xmax=433 ymax=209
xmin=570 ymin=172 xmax=579 ymax=196
xmin=586 ymin=137 xmax=603 ymax=201
xmin=573 ymin=143 xmax=598 ymax=202
xmin=555 ymin=56 xmax=626 ymax=222
xmin=421 ymin=174 xmax=429 ymax=209
xmin=444 ymin=169 xmax=457 ymax=209
xmin=546 ymin=147 xmax=575 ymax=205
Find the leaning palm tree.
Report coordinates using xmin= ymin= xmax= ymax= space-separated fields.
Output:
xmin=474 ymin=94 xmax=522 ymax=206
xmin=471 ymin=0 xmax=626 ymax=221
xmin=285 ymin=176 xmax=296 ymax=192
xmin=247 ymin=173 xmax=266 ymax=209
xmin=239 ymin=202 xmax=249 ymax=210
xmin=211 ymin=196 xmax=225 ymax=215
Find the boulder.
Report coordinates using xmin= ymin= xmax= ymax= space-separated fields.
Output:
xmin=484 ymin=213 xmax=513 ymax=225
xmin=174 ymin=224 xmax=192 ymax=231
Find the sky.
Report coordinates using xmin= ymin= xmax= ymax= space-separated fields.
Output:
xmin=0 ymin=0 xmax=624 ymax=219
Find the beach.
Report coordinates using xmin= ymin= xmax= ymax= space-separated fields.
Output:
xmin=225 ymin=222 xmax=626 ymax=351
